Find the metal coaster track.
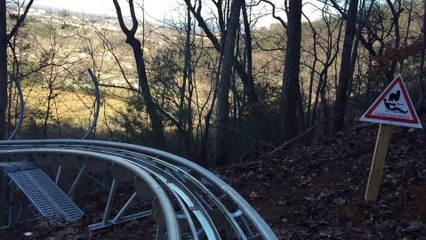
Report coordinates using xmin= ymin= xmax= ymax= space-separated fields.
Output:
xmin=0 ymin=69 xmax=277 ymax=239
xmin=0 ymin=140 xmax=278 ymax=239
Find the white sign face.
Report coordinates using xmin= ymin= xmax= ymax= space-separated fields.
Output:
xmin=359 ymin=76 xmax=422 ymax=128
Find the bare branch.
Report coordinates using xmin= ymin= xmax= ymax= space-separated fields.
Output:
xmin=258 ymin=0 xmax=287 ymax=29
xmin=112 ymin=0 xmax=131 ymax=35
xmin=8 ymin=0 xmax=34 ymax=41
xmin=128 ymin=0 xmax=138 ymax=35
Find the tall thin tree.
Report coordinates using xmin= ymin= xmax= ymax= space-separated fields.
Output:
xmin=334 ymin=0 xmax=359 ymax=131
xmin=0 ymin=0 xmax=34 ymax=139
xmin=281 ymin=0 xmax=303 ymax=140
xmin=215 ymin=0 xmax=243 ymax=166
xmin=0 ymin=1 xmax=7 ymax=139
xmin=112 ymin=0 xmax=163 ymax=137
xmin=420 ymin=0 xmax=426 ymax=113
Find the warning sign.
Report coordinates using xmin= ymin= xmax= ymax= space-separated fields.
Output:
xmin=359 ymin=75 xmax=422 ymax=128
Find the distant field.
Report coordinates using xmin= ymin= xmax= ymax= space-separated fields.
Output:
xmin=19 ymin=85 xmax=128 ymax=134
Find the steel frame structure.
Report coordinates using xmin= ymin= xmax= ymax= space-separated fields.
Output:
xmin=0 ymin=140 xmax=278 ymax=239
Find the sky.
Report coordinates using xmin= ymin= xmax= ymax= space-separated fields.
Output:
xmin=33 ymin=0 xmax=327 ymax=27
xmin=34 ymin=0 xmax=176 ymax=20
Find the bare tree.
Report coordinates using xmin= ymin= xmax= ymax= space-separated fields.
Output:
xmin=183 ymin=0 xmax=259 ymax=105
xmin=0 ymin=0 xmax=34 ymax=139
xmin=420 ymin=0 xmax=426 ymax=112
xmin=334 ymin=0 xmax=359 ymax=131
xmin=112 ymin=0 xmax=163 ymax=137
xmin=215 ymin=0 xmax=243 ymax=166
xmin=0 ymin=2 xmax=8 ymax=139
xmin=281 ymin=0 xmax=303 ymax=140
xmin=304 ymin=6 xmax=343 ymax=129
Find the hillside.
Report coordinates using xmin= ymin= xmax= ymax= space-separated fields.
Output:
xmin=219 ymin=123 xmax=426 ymax=239
xmin=2 ymin=122 xmax=426 ymax=239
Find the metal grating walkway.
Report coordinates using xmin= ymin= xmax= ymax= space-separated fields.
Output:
xmin=7 ymin=168 xmax=83 ymax=222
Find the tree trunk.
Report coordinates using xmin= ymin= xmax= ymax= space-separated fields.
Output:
xmin=215 ymin=0 xmax=243 ymax=166
xmin=184 ymin=0 xmax=258 ymax=105
xmin=306 ymin=23 xmax=318 ymax=128
xmin=241 ymin=2 xmax=255 ymax=106
xmin=386 ymin=0 xmax=401 ymax=79
xmin=320 ymin=73 xmax=330 ymax=133
xmin=281 ymin=0 xmax=302 ymax=140
xmin=334 ymin=0 xmax=359 ymax=131
xmin=0 ymin=1 xmax=6 ymax=140
xmin=113 ymin=0 xmax=163 ymax=137
xmin=43 ymin=73 xmax=54 ymax=139
xmin=420 ymin=0 xmax=426 ymax=112
xmin=129 ymin=38 xmax=163 ymax=133
xmin=0 ymin=0 xmax=33 ymax=140
xmin=180 ymin=9 xmax=193 ymax=157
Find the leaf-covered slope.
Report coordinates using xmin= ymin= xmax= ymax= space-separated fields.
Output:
xmin=219 ymin=124 xmax=426 ymax=239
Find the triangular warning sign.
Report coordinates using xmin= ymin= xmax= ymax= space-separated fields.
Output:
xmin=359 ymin=75 xmax=422 ymax=128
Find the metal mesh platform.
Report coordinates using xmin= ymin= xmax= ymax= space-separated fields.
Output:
xmin=7 ymin=168 xmax=83 ymax=222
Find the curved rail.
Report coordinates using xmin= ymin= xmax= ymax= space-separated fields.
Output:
xmin=7 ymin=75 xmax=24 ymax=140
xmin=0 ymin=147 xmax=181 ymax=240
xmin=4 ymin=70 xmax=100 ymax=140
xmin=0 ymin=140 xmax=278 ymax=239
xmin=87 ymin=145 xmax=248 ymax=238
xmin=82 ymin=68 xmax=101 ymax=140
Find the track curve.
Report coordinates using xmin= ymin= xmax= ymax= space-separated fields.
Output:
xmin=0 ymin=140 xmax=278 ymax=240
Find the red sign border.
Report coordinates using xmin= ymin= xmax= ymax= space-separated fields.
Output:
xmin=363 ymin=76 xmax=420 ymax=124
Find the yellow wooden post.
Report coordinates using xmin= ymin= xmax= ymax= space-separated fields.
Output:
xmin=365 ymin=124 xmax=393 ymax=203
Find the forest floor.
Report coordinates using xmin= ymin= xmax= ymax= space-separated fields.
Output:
xmin=2 ymin=123 xmax=426 ymax=239
xmin=218 ymin=123 xmax=426 ymax=239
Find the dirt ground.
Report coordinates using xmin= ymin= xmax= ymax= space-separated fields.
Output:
xmin=219 ymin=124 xmax=426 ymax=239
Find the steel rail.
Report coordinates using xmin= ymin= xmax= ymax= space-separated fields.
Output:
xmin=84 ymin=145 xmax=248 ymax=239
xmin=7 ymin=75 xmax=24 ymax=140
xmin=82 ymin=69 xmax=101 ymax=140
xmin=125 ymin=155 xmax=222 ymax=239
xmin=0 ymin=140 xmax=278 ymax=240
xmin=1 ymin=145 xmax=223 ymax=239
xmin=0 ymin=148 xmax=181 ymax=240
xmin=1 ymin=144 xmax=223 ymax=238
xmin=0 ymin=143 xmax=247 ymax=239
xmin=173 ymin=191 xmax=199 ymax=240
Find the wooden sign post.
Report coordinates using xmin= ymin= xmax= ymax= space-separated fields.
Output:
xmin=359 ymin=75 xmax=422 ymax=203
xmin=364 ymin=124 xmax=392 ymax=202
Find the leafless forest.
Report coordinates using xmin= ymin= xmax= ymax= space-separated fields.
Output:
xmin=1 ymin=0 xmax=425 ymax=166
